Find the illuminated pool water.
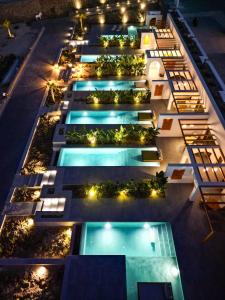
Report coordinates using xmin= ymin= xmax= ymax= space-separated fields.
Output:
xmin=73 ymin=80 xmax=145 ymax=91
xmin=80 ymin=54 xmax=119 ymax=63
xmin=57 ymin=147 xmax=159 ymax=167
xmin=80 ymin=222 xmax=184 ymax=300
xmin=66 ymin=110 xmax=152 ymax=125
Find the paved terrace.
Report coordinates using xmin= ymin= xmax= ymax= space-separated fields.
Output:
xmin=0 ymin=18 xmax=71 ymax=211
xmin=57 ymin=182 xmax=225 ymax=300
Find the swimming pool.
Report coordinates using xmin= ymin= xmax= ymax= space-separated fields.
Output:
xmin=65 ymin=110 xmax=153 ymax=125
xmin=80 ymin=222 xmax=184 ymax=300
xmin=57 ymin=147 xmax=159 ymax=167
xmin=80 ymin=54 xmax=119 ymax=63
xmin=72 ymin=80 xmax=145 ymax=91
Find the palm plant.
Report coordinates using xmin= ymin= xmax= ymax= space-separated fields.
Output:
xmin=2 ymin=19 xmax=14 ymax=38
xmin=77 ymin=13 xmax=86 ymax=32
xmin=46 ymin=81 xmax=58 ymax=103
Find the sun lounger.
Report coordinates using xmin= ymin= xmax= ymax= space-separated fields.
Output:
xmin=142 ymin=150 xmax=160 ymax=162
xmin=135 ymin=81 xmax=146 ymax=88
xmin=138 ymin=112 xmax=153 ymax=121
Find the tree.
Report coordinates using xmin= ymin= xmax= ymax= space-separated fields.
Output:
xmin=2 ymin=19 xmax=14 ymax=38
xmin=77 ymin=13 xmax=86 ymax=32
xmin=46 ymin=81 xmax=58 ymax=103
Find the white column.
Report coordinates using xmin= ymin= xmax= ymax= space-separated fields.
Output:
xmin=167 ymin=94 xmax=174 ymax=110
xmin=189 ymin=184 xmax=201 ymax=202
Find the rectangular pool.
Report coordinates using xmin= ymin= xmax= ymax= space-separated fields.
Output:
xmin=65 ymin=110 xmax=153 ymax=125
xmin=57 ymin=147 xmax=160 ymax=167
xmin=80 ymin=222 xmax=184 ymax=300
xmin=80 ymin=54 xmax=119 ymax=63
xmin=72 ymin=80 xmax=145 ymax=91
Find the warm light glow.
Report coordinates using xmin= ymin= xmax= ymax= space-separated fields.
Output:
xmin=27 ymin=218 xmax=34 ymax=227
xmin=104 ymin=222 xmax=112 ymax=230
xmin=35 ymin=266 xmax=48 ymax=279
xmin=103 ymin=39 xmax=109 ymax=48
xmin=93 ymin=97 xmax=99 ymax=104
xmin=66 ymin=228 xmax=72 ymax=237
xmin=117 ymin=68 xmax=122 ymax=77
xmin=122 ymin=14 xmax=128 ymax=24
xmin=88 ymin=186 xmax=97 ymax=198
xmin=99 ymin=15 xmax=105 ymax=24
xmin=88 ymin=135 xmax=96 ymax=145
xmin=118 ymin=189 xmax=129 ymax=201
xmin=140 ymin=2 xmax=146 ymax=10
xmin=151 ymin=189 xmax=157 ymax=197
xmin=120 ymin=6 xmax=126 ymax=13
xmin=140 ymin=134 xmax=145 ymax=143
xmin=74 ymin=0 xmax=82 ymax=9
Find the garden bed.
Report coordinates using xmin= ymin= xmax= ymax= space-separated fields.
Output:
xmin=99 ymin=36 xmax=140 ymax=50
xmin=21 ymin=115 xmax=59 ymax=175
xmin=0 ymin=217 xmax=72 ymax=258
xmin=95 ymin=54 xmax=145 ymax=76
xmin=66 ymin=125 xmax=159 ymax=146
xmin=0 ymin=265 xmax=64 ymax=300
xmin=45 ymin=86 xmax=64 ymax=106
xmin=59 ymin=48 xmax=76 ymax=66
xmin=63 ymin=172 xmax=167 ymax=199
xmin=12 ymin=187 xmax=41 ymax=202
xmin=86 ymin=89 xmax=151 ymax=104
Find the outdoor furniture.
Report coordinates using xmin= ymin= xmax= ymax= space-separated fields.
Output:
xmin=138 ymin=112 xmax=153 ymax=121
xmin=135 ymin=81 xmax=146 ymax=88
xmin=138 ymin=282 xmax=174 ymax=300
xmin=142 ymin=150 xmax=160 ymax=162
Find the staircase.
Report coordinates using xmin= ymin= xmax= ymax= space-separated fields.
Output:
xmin=156 ymin=38 xmax=180 ymax=50
xmin=163 ymin=57 xmax=187 ymax=71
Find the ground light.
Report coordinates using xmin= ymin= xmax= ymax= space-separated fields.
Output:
xmin=35 ymin=266 xmax=48 ymax=279
xmin=66 ymin=228 xmax=72 ymax=238
xmin=104 ymin=222 xmax=112 ymax=230
xmin=88 ymin=186 xmax=97 ymax=198
xmin=27 ymin=218 xmax=34 ymax=227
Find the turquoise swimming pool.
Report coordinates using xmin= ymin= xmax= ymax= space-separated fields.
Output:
xmin=80 ymin=222 xmax=184 ymax=300
xmin=80 ymin=54 xmax=119 ymax=63
xmin=57 ymin=147 xmax=159 ymax=167
xmin=72 ymin=80 xmax=145 ymax=91
xmin=66 ymin=110 xmax=153 ymax=125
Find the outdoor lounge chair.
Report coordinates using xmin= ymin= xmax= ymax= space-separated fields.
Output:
xmin=138 ymin=112 xmax=153 ymax=121
xmin=142 ymin=150 xmax=160 ymax=162
xmin=135 ymin=81 xmax=146 ymax=88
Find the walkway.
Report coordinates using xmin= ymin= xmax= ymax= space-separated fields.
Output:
xmin=0 ymin=18 xmax=71 ymax=211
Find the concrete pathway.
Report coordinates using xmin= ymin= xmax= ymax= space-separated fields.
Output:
xmin=0 ymin=18 xmax=71 ymax=211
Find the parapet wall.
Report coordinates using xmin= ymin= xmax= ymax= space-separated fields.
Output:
xmin=0 ymin=0 xmax=73 ymax=22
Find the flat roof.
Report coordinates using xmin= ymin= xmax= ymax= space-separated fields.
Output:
xmin=63 ymin=256 xmax=127 ymax=300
